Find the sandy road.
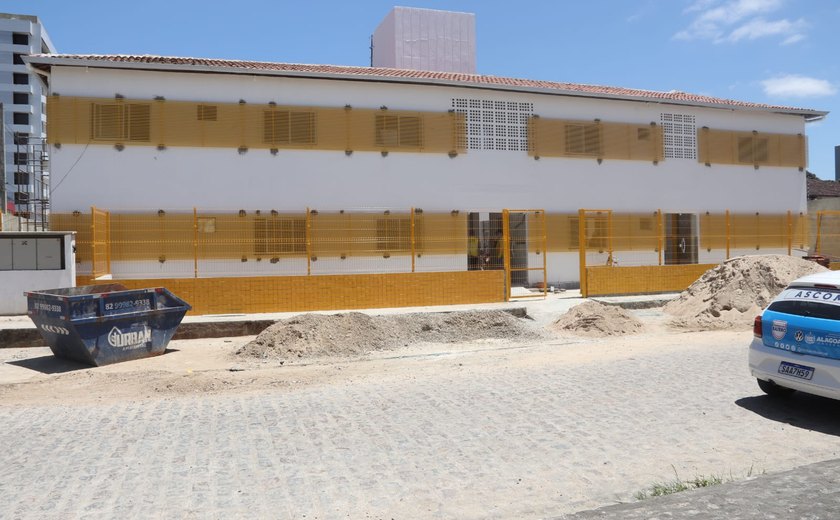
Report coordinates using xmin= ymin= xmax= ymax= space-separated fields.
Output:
xmin=2 ymin=319 xmax=840 ymax=519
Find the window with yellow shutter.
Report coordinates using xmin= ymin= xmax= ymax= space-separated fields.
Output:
xmin=90 ymin=103 xmax=150 ymax=142
xmin=375 ymin=115 xmax=422 ymax=148
xmin=737 ymin=136 xmax=770 ymax=164
xmin=564 ymin=123 xmax=601 ymax=156
xmin=263 ymin=110 xmax=316 ymax=145
xmin=196 ymin=105 xmax=218 ymax=121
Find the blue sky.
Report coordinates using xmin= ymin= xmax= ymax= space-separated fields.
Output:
xmin=7 ymin=0 xmax=839 ymax=178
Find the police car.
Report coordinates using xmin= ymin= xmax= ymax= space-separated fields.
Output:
xmin=750 ymin=270 xmax=840 ymax=399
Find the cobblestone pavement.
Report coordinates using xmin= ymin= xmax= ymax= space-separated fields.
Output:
xmin=556 ymin=458 xmax=840 ymax=519
xmin=3 ymin=332 xmax=840 ymax=519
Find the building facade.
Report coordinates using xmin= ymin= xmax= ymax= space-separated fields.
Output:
xmin=0 ymin=13 xmax=54 ymax=224
xmin=24 ymin=54 xmax=825 ymax=310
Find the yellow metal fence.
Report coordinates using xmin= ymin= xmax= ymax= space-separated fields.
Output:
xmin=90 ymin=206 xmax=110 ymax=278
xmin=504 ymin=209 xmax=547 ymax=299
xmin=60 ymin=207 xmax=474 ymax=279
xmin=813 ymin=211 xmax=840 ymax=266
xmin=51 ymin=207 xmax=830 ymax=308
xmin=577 ymin=209 xmax=811 ymax=296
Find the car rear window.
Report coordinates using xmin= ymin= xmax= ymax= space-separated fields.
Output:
xmin=767 ymin=299 xmax=840 ymax=320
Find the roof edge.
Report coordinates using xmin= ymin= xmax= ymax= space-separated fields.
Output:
xmin=25 ymin=54 xmax=829 ymax=120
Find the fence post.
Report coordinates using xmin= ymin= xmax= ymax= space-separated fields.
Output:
xmin=193 ymin=207 xmax=198 ymax=278
xmin=800 ymin=212 xmax=805 ymax=253
xmin=725 ymin=210 xmax=731 ymax=260
xmin=105 ymin=210 xmax=111 ymax=275
xmin=410 ymin=207 xmax=416 ymax=273
xmin=503 ymin=209 xmax=511 ymax=301
xmin=815 ymin=211 xmax=823 ymax=255
xmin=305 ymin=207 xmax=312 ymax=276
xmin=578 ymin=209 xmax=587 ymax=297
xmin=787 ymin=210 xmax=792 ymax=256
xmin=656 ymin=209 xmax=662 ymax=266
xmin=90 ymin=206 xmax=96 ymax=278
xmin=540 ymin=211 xmax=547 ymax=297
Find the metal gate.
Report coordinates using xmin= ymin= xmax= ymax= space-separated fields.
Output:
xmin=503 ymin=209 xmax=547 ymax=300
xmin=578 ymin=209 xmax=613 ymax=297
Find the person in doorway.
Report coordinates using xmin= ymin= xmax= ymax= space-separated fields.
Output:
xmin=468 ymin=231 xmax=480 ymax=270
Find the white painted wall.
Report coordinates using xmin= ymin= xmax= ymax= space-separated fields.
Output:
xmin=371 ymin=9 xmax=396 ymax=69
xmin=45 ymin=66 xmax=811 ymax=284
xmin=48 ymin=67 xmax=808 ymax=215
xmin=0 ymin=231 xmax=75 ymax=315
xmin=106 ymin=253 xmax=468 ymax=279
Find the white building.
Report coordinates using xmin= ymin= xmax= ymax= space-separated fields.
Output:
xmin=0 ymin=231 xmax=75 ymax=314
xmin=25 ymin=53 xmax=825 ymax=289
xmin=0 ymin=13 xmax=55 ymax=221
xmin=372 ymin=7 xmax=476 ymax=74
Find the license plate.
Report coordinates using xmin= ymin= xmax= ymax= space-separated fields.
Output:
xmin=778 ymin=361 xmax=814 ymax=380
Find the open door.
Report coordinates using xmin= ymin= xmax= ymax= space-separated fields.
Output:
xmin=664 ymin=213 xmax=697 ymax=265
xmin=503 ymin=209 xmax=546 ymax=299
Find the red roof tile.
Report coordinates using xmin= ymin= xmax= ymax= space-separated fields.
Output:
xmin=808 ymin=177 xmax=840 ymax=199
xmin=27 ymin=54 xmax=826 ymax=117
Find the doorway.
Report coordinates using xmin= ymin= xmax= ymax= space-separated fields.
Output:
xmin=664 ymin=213 xmax=698 ymax=265
xmin=506 ymin=212 xmax=528 ymax=286
xmin=466 ymin=212 xmax=528 ymax=285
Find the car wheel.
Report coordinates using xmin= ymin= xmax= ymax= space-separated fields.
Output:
xmin=757 ymin=378 xmax=795 ymax=398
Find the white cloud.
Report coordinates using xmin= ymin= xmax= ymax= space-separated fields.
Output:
xmin=675 ymin=0 xmax=806 ymax=44
xmin=781 ymin=33 xmax=805 ymax=45
xmin=725 ymin=18 xmax=806 ymax=42
xmin=761 ymin=75 xmax=837 ymax=98
xmin=684 ymin=0 xmax=720 ymax=13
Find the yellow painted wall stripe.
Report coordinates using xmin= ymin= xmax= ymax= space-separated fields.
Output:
xmin=698 ymin=128 xmax=805 ymax=169
xmin=529 ymin=117 xmax=663 ymax=162
xmin=47 ymin=96 xmax=466 ymax=155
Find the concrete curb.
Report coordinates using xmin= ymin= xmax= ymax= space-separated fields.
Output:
xmin=0 ymin=320 xmax=277 ymax=349
xmin=0 ymin=307 xmax=531 ymax=348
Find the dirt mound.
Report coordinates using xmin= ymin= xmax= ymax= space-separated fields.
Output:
xmin=552 ymin=300 xmax=644 ymax=336
xmin=664 ymin=255 xmax=828 ymax=330
xmin=236 ymin=310 xmax=543 ymax=362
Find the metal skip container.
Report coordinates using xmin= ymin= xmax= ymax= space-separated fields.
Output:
xmin=26 ymin=284 xmax=191 ymax=366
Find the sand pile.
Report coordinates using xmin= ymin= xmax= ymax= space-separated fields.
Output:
xmin=236 ymin=310 xmax=543 ymax=361
xmin=552 ymin=300 xmax=644 ymax=336
xmin=664 ymin=255 xmax=827 ymax=330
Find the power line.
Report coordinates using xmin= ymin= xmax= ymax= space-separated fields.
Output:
xmin=50 ymin=142 xmax=89 ymax=195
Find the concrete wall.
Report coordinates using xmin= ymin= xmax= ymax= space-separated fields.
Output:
xmin=0 ymin=231 xmax=75 ymax=315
